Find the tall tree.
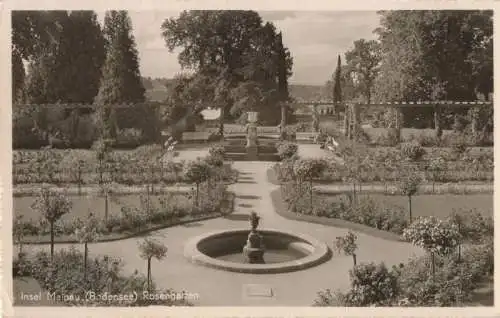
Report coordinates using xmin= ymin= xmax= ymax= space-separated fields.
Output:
xmin=161 ymin=11 xmax=293 ymax=127
xmin=322 ymin=64 xmax=357 ymax=102
xmin=12 ymin=50 xmax=25 ymax=103
xmin=53 ymin=11 xmax=106 ymax=104
xmin=95 ymin=10 xmax=147 ymax=142
xmin=374 ymin=10 xmax=493 ymax=128
xmin=21 ymin=11 xmax=69 ymax=104
xmin=345 ymin=39 xmax=381 ymax=104
xmin=275 ymin=31 xmax=293 ymax=127
xmin=332 ymin=55 xmax=343 ymax=113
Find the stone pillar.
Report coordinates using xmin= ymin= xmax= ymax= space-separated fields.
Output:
xmin=352 ymin=103 xmax=360 ymax=140
xmin=394 ymin=106 xmax=402 ymax=143
xmin=312 ymin=104 xmax=320 ymax=133
xmin=470 ymin=106 xmax=479 ymax=138
xmin=434 ymin=104 xmax=442 ymax=138
xmin=343 ymin=104 xmax=349 ymax=137
xmin=280 ymin=102 xmax=287 ymax=128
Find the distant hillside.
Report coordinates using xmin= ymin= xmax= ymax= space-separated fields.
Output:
xmin=144 ymin=79 xmax=327 ymax=103
xmin=288 ymin=84 xmax=327 ymax=102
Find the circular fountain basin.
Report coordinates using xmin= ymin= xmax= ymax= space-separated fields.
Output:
xmin=184 ymin=228 xmax=331 ymax=274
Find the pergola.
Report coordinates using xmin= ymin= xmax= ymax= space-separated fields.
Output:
xmin=289 ymin=100 xmax=493 ymax=140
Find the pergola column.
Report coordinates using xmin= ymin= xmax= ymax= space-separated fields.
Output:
xmin=394 ymin=106 xmax=402 ymax=142
xmin=434 ymin=104 xmax=442 ymax=138
xmin=351 ymin=103 xmax=360 ymax=139
xmin=343 ymin=104 xmax=350 ymax=137
xmin=470 ymin=106 xmax=479 ymax=137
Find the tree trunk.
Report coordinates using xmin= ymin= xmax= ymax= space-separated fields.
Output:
xmin=99 ymin=159 xmax=103 ymax=185
xmin=218 ymin=106 xmax=225 ymax=136
xmin=309 ymin=178 xmax=313 ymax=213
xmin=343 ymin=106 xmax=349 ymax=137
xmin=50 ymin=222 xmax=54 ymax=260
xmin=408 ymin=195 xmax=412 ymax=223
xmin=431 ymin=252 xmax=435 ymax=278
xmin=150 ymin=166 xmax=155 ymax=194
xmin=105 ymin=193 xmax=109 ymax=222
xmin=352 ymin=182 xmax=357 ymax=205
xmin=84 ymin=242 xmax=88 ymax=281
xmin=280 ymin=103 xmax=287 ymax=127
xmin=458 ymin=243 xmax=461 ymax=263
xmin=196 ymin=183 xmax=199 ymax=207
xmin=147 ymin=257 xmax=152 ymax=292
xmin=146 ymin=185 xmax=150 ymax=214
xmin=353 ymin=253 xmax=357 ymax=266
xmin=77 ymin=166 xmax=82 ymax=195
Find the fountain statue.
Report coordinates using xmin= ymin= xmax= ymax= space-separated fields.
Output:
xmin=243 ymin=211 xmax=265 ymax=264
xmin=245 ymin=111 xmax=259 ymax=160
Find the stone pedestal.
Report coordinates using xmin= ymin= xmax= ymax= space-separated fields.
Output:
xmin=246 ymin=111 xmax=259 ymax=160
xmin=246 ymin=145 xmax=259 ymax=161
xmin=243 ymin=231 xmax=265 ymax=264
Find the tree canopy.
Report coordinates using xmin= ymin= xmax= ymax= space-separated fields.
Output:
xmin=161 ymin=10 xmax=293 ymax=125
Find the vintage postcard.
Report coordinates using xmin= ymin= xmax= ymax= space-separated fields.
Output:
xmin=2 ymin=0 xmax=499 ymax=317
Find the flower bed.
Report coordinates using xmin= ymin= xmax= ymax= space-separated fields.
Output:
xmin=273 ymin=145 xmax=493 ymax=184
xmin=13 ymin=148 xmax=238 ymax=186
xmin=13 ymin=248 xmax=192 ymax=306
xmin=314 ymin=240 xmax=493 ymax=307
xmin=14 ymin=184 xmax=234 ymax=244
xmin=273 ymin=162 xmax=493 ymax=237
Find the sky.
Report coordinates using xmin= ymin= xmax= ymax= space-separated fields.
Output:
xmin=97 ymin=11 xmax=380 ymax=85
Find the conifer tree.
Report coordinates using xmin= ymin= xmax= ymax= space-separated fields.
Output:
xmin=333 ymin=55 xmax=343 ymax=110
xmin=95 ymin=10 xmax=146 ymax=142
xmin=54 ymin=11 xmax=105 ymax=104
xmin=12 ymin=50 xmax=25 ymax=103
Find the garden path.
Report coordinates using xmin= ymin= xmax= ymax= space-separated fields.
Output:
xmin=23 ymin=161 xmax=426 ymax=306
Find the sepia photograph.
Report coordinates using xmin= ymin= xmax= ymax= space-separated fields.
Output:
xmin=8 ymin=7 xmax=495 ymax=312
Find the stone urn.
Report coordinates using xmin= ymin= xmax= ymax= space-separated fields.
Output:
xmin=243 ymin=211 xmax=265 ymax=264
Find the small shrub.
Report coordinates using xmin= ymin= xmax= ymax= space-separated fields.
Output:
xmin=313 ymin=289 xmax=340 ymax=306
xmin=208 ymin=144 xmax=225 ymax=158
xmin=336 ymin=262 xmax=400 ymax=306
xmin=21 ymin=248 xmax=189 ymax=306
xmin=401 ymin=141 xmax=426 ymax=161
xmin=396 ymin=255 xmax=471 ymax=306
xmin=445 ymin=133 xmax=469 ymax=154
xmin=277 ymin=141 xmax=298 ymax=160
xmin=416 ymin=134 xmax=440 ymax=147
xmin=354 ymin=128 xmax=371 ymax=144
xmin=13 ymin=252 xmax=31 ymax=277
xmin=334 ymin=231 xmax=358 ymax=266
xmin=374 ymin=129 xmax=399 ymax=146
xmin=403 ymin=216 xmax=460 ymax=257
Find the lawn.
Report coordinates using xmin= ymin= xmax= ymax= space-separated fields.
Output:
xmin=319 ymin=193 xmax=493 ymax=219
xmin=13 ymin=192 xmax=192 ymax=223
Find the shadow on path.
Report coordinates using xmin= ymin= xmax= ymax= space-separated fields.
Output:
xmin=181 ymin=222 xmax=204 ymax=228
xmin=238 ymin=176 xmax=255 ymax=181
xmin=235 ymin=195 xmax=261 ymax=200
xmin=238 ymin=203 xmax=253 ymax=208
xmin=223 ymin=213 xmax=250 ymax=221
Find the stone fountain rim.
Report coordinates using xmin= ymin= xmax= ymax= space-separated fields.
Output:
xmin=183 ymin=228 xmax=331 ymax=274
